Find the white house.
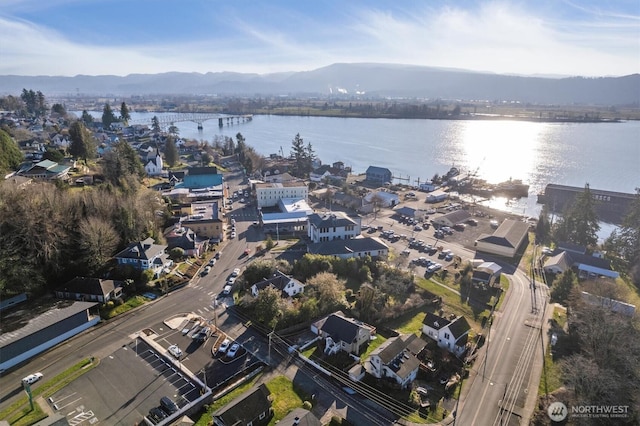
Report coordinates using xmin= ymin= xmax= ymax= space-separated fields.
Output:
xmin=144 ymin=148 xmax=163 ymax=176
xmin=419 ymin=181 xmax=439 ymax=192
xmin=307 ymin=236 xmax=389 ymax=259
xmin=256 ymin=181 xmax=308 ymax=208
xmin=422 ymin=313 xmax=471 ymax=357
xmin=544 ymin=251 xmax=619 ymax=279
xmin=307 ymin=212 xmax=361 ymax=243
xmin=250 ymin=270 xmax=305 ymax=298
xmin=426 ymin=189 xmax=449 ymax=203
xmin=114 ymin=237 xmax=171 ymax=277
xmin=367 ymin=334 xmax=428 ymax=389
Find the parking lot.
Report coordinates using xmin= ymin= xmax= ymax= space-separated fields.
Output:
xmin=47 ymin=339 xmax=200 ymax=425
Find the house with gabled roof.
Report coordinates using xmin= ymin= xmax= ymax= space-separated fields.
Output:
xmin=55 ymin=277 xmax=123 ymax=304
xmin=422 ymin=313 xmax=471 ymax=357
xmin=311 ymin=311 xmax=374 ymax=356
xmin=114 ymin=237 xmax=171 ymax=276
xmin=544 ymin=250 xmax=619 ymax=279
xmin=250 ymin=270 xmax=304 ymax=298
xmin=278 ymin=408 xmax=321 ymax=426
xmin=144 ymin=147 xmax=163 ymax=176
xmin=163 ymin=224 xmax=206 ymax=257
xmin=307 ymin=236 xmax=389 ymax=259
xmin=307 ymin=211 xmax=360 ymax=243
xmin=432 ymin=210 xmax=472 ymax=228
xmin=475 ymin=219 xmax=529 ymax=258
xmin=366 ymin=166 xmax=392 ymax=185
xmin=367 ymin=334 xmax=428 ymax=388
xmin=212 ymin=383 xmax=273 ymax=426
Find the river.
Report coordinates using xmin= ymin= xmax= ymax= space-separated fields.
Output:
xmin=80 ymin=111 xmax=640 ymax=230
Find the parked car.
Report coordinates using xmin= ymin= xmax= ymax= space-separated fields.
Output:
xmin=222 ymin=284 xmax=233 ymax=295
xmin=201 ymin=266 xmax=211 ymax=276
xmin=466 ymin=218 xmax=478 ymax=226
xmin=230 ymin=231 xmax=236 ymax=238
xmin=194 ymin=327 xmax=212 ymax=342
xmin=453 ymin=223 xmax=466 ymax=231
xmin=208 ymin=258 xmax=217 ymax=267
xmin=414 ymin=225 xmax=423 ymax=231
xmin=149 ymin=407 xmax=168 ymax=423
xmin=218 ymin=338 xmax=231 ymax=354
xmin=231 ymin=268 xmax=241 ymax=277
xmin=231 ymin=218 xmax=236 ymax=225
xmin=168 ymin=345 xmax=182 ymax=358
xmin=22 ymin=372 xmax=43 ymax=385
xmin=227 ymin=277 xmax=236 ymax=286
xmin=160 ymin=396 xmax=179 ymax=414
xmin=227 ymin=343 xmax=240 ymax=358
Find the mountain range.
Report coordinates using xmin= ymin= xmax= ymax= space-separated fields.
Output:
xmin=0 ymin=63 xmax=638 ymax=105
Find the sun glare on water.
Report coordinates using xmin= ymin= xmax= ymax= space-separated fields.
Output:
xmin=459 ymin=120 xmax=548 ymax=184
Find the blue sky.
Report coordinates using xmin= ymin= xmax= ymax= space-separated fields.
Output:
xmin=1 ymin=0 xmax=638 ymax=77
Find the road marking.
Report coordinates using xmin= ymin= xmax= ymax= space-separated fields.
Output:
xmin=68 ymin=410 xmax=95 ymax=426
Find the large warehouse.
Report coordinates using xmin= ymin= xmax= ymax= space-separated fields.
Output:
xmin=475 ymin=219 xmax=530 ymax=258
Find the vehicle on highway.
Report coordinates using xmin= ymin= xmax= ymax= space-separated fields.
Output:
xmin=22 ymin=372 xmax=43 ymax=385
xmin=218 ymin=338 xmax=231 ymax=354
xmin=342 ymin=386 xmax=357 ymax=395
xmin=227 ymin=343 xmax=240 ymax=358
xmin=160 ymin=396 xmax=179 ymax=414
xmin=168 ymin=345 xmax=182 ymax=358
xmin=231 ymin=268 xmax=241 ymax=277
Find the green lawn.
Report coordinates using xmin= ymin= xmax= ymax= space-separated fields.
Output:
xmin=359 ymin=335 xmax=388 ymax=360
xmin=100 ymin=295 xmax=146 ymax=319
xmin=538 ymin=345 xmax=563 ymax=396
xmin=266 ymin=376 xmax=305 ymax=424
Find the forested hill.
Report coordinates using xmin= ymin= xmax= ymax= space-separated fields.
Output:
xmin=0 ymin=63 xmax=638 ymax=105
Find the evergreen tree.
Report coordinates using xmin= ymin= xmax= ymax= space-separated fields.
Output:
xmin=68 ymin=121 xmax=96 ymax=164
xmin=101 ymin=103 xmax=117 ymax=129
xmin=101 ymin=139 xmax=145 ymax=186
xmin=551 ymin=269 xmax=576 ymax=304
xmin=553 ymin=184 xmax=600 ymax=247
xmin=151 ymin=116 xmax=161 ymax=135
xmin=0 ymin=129 xmax=24 ymax=174
xmin=164 ymin=135 xmax=179 ymax=167
xmin=120 ymin=102 xmax=131 ymax=125
xmin=81 ymin=110 xmax=94 ymax=126
xmin=603 ymin=191 xmax=640 ymax=283
xmin=51 ymin=103 xmax=66 ymax=116
xmin=291 ymin=133 xmax=307 ymax=177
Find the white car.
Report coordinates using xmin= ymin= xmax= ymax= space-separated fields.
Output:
xmin=231 ymin=218 xmax=236 ymax=225
xmin=231 ymin=268 xmax=241 ymax=277
xmin=208 ymin=258 xmax=216 ymax=267
xmin=218 ymin=338 xmax=231 ymax=354
xmin=230 ymin=231 xmax=236 ymax=239
xmin=222 ymin=284 xmax=233 ymax=295
xmin=227 ymin=277 xmax=236 ymax=285
xmin=22 ymin=372 xmax=43 ymax=385
xmin=227 ymin=343 xmax=240 ymax=358
xmin=168 ymin=345 xmax=182 ymax=358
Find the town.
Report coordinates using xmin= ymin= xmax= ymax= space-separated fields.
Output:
xmin=0 ymin=95 xmax=638 ymax=426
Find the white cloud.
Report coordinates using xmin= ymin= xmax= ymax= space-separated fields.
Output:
xmin=0 ymin=1 xmax=637 ymax=76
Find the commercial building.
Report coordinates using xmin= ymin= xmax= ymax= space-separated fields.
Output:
xmin=307 ymin=212 xmax=361 ymax=243
xmin=256 ymin=182 xmax=308 ymax=208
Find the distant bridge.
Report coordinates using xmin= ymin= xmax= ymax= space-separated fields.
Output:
xmin=130 ymin=113 xmax=252 ymax=129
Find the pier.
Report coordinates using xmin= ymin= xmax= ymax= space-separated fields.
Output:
xmin=131 ymin=113 xmax=252 ymax=129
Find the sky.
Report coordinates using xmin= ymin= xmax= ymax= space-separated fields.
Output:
xmin=0 ymin=0 xmax=638 ymax=77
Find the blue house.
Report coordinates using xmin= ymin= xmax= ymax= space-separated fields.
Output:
xmin=366 ymin=166 xmax=392 ymax=185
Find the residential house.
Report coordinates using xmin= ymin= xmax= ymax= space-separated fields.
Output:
xmin=368 ymin=334 xmax=428 ymax=388
xmin=250 ymin=270 xmax=305 ymax=298
xmin=307 ymin=237 xmax=389 ymax=259
xmin=114 ymin=237 xmax=171 ymax=276
xmin=144 ymin=148 xmax=164 ymax=176
xmin=55 ymin=277 xmax=123 ymax=304
xmin=475 ymin=219 xmax=530 ymax=258
xmin=543 ymin=251 xmax=619 ymax=279
xmin=163 ymin=224 xmax=206 ymax=257
xmin=365 ymin=166 xmax=392 ymax=185
xmin=263 ymin=172 xmax=296 ymax=184
xmin=212 ymin=384 xmax=273 ymax=426
xmin=419 ymin=181 xmax=439 ymax=192
xmin=312 ymin=311 xmax=374 ymax=356
xmin=277 ymin=408 xmax=321 ymax=426
xmin=307 ymin=212 xmax=361 ymax=243
xmin=422 ymin=313 xmax=471 ymax=357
